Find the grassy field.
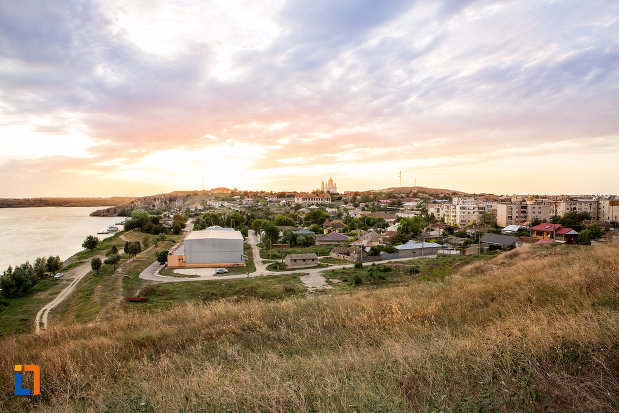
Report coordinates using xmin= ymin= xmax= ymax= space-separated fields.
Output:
xmin=0 ymin=243 xmax=617 ymax=412
xmin=135 ymin=273 xmax=307 ymax=309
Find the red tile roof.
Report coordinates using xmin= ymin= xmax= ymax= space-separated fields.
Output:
xmin=555 ymin=227 xmax=576 ymax=234
xmin=530 ymin=223 xmax=562 ymax=232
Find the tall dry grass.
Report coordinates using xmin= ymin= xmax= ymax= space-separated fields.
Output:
xmin=1 ymin=243 xmax=617 ymax=412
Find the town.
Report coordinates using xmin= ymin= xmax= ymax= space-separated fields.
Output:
xmin=113 ymin=180 xmax=618 ymax=276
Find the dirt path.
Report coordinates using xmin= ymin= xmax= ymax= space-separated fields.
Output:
xmin=34 ymin=256 xmax=102 ymax=333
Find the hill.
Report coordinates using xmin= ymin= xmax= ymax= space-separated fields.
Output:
xmin=1 ymin=244 xmax=617 ymax=411
xmin=0 ymin=197 xmax=136 ymax=208
xmin=380 ymin=185 xmax=467 ymax=195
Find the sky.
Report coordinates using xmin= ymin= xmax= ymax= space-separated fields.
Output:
xmin=1 ymin=0 xmax=618 ymax=197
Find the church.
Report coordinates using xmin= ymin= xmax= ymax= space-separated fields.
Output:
xmin=321 ymin=177 xmax=338 ymax=193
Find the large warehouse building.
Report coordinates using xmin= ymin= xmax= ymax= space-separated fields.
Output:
xmin=167 ymin=228 xmax=244 ymax=268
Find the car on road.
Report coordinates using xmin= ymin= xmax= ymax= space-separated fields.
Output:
xmin=53 ymin=273 xmax=64 ymax=279
xmin=215 ymin=268 xmax=228 ymax=274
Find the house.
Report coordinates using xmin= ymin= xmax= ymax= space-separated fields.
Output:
xmin=530 ymin=223 xmax=563 ymax=240
xmin=395 ymin=241 xmax=444 ymax=258
xmin=330 ymin=246 xmax=368 ymax=262
xmin=188 ymin=203 xmax=204 ymax=212
xmin=530 ymin=223 xmax=578 ymax=243
xmin=351 ymin=230 xmax=384 ymax=247
xmin=480 ymin=233 xmax=518 ymax=249
xmin=294 ymin=229 xmax=315 ymax=236
xmin=316 ymin=232 xmax=349 ymax=245
xmin=554 ymin=227 xmax=579 ymax=244
xmin=285 ymin=253 xmax=318 ymax=269
xmin=324 ymin=219 xmax=346 ymax=233
xmin=277 ymin=226 xmax=300 ymax=234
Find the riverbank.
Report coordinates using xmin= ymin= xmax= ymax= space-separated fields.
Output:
xmin=0 ymin=197 xmax=135 ymax=208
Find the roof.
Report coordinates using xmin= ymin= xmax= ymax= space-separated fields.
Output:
xmin=316 ymin=232 xmax=349 ymax=242
xmin=536 ymin=239 xmax=555 ymax=244
xmin=331 ymin=246 xmax=348 ymax=254
xmin=294 ymin=229 xmax=315 ymax=235
xmin=395 ymin=241 xmax=443 ymax=250
xmin=480 ymin=233 xmax=518 ymax=247
xmin=185 ymin=229 xmax=243 ymax=241
xmin=287 ymin=253 xmax=318 ymax=260
xmin=325 ymin=219 xmax=346 ymax=228
xmin=277 ymin=226 xmax=300 ymax=232
xmin=502 ymin=225 xmax=525 ymax=233
xmin=530 ymin=223 xmax=563 ymax=232
xmin=556 ymin=227 xmax=578 ymax=235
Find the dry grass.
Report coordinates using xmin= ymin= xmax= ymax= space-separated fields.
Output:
xmin=1 ymin=243 xmax=617 ymax=412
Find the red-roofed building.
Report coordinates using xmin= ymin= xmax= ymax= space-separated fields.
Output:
xmin=530 ymin=223 xmax=578 ymax=243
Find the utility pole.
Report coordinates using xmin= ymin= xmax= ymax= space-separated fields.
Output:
xmin=399 ymin=170 xmax=402 ymax=187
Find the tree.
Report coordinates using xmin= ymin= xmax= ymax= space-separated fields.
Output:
xmin=104 ymin=254 xmax=120 ymax=270
xmin=251 ymin=219 xmax=266 ymax=232
xmin=239 ymin=225 xmax=249 ymax=238
xmin=303 ymin=210 xmax=329 ymax=226
xmin=91 ymin=257 xmax=102 ymax=275
xmin=153 ymin=233 xmax=166 ymax=246
xmin=1 ymin=262 xmax=38 ymax=297
xmin=46 ymin=255 xmax=62 ymax=274
xmin=172 ymin=221 xmax=183 ymax=234
xmin=398 ymin=216 xmax=426 ymax=236
xmin=82 ymin=235 xmax=100 ymax=250
xmin=309 ymin=224 xmax=323 ymax=234
xmin=142 ymin=236 xmax=150 ymax=249
xmin=155 ymin=250 xmax=169 ymax=265
xmin=262 ymin=221 xmax=279 ymax=246
xmin=479 ymin=212 xmax=496 ymax=228
xmin=368 ymin=246 xmax=381 ymax=256
xmin=274 ymin=214 xmax=295 ymax=226
xmin=34 ymin=257 xmax=47 ymax=277
xmin=127 ymin=241 xmax=142 ymax=257
xmin=530 ymin=217 xmax=542 ymax=227
xmin=106 ymin=245 xmax=119 ymax=257
xmin=577 ymin=223 xmax=604 ymax=245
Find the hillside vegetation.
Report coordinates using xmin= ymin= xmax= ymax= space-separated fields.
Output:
xmin=1 ymin=244 xmax=617 ymax=412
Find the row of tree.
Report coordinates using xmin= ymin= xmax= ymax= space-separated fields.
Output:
xmin=1 ymin=255 xmax=62 ymax=298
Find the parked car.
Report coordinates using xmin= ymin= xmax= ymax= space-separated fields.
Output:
xmin=215 ymin=268 xmax=228 ymax=274
xmin=53 ymin=273 xmax=63 ymax=279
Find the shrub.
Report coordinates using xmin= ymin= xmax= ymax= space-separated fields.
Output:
xmin=354 ymin=262 xmax=363 ymax=269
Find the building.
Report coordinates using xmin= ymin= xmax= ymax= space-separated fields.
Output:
xmin=598 ymin=199 xmax=619 ymax=223
xmin=294 ymin=193 xmax=332 ymax=205
xmin=210 ymin=187 xmax=234 ymax=194
xmin=324 ymin=219 xmax=346 ymax=233
xmin=315 ymin=232 xmax=349 ymax=245
xmin=480 ymin=233 xmax=518 ymax=249
xmin=167 ymin=228 xmax=244 ymax=268
xmin=320 ymin=177 xmax=338 ymax=193
xmin=530 ymin=223 xmax=563 ymax=240
xmin=495 ymin=202 xmax=552 ymax=227
xmin=285 ymin=253 xmax=318 ymax=269
xmin=395 ymin=241 xmax=443 ymax=258
xmin=530 ymin=223 xmax=578 ymax=243
xmin=553 ymin=199 xmax=598 ymax=219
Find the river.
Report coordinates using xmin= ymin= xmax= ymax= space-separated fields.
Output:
xmin=0 ymin=207 xmax=123 ymax=271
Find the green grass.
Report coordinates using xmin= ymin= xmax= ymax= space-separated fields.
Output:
xmin=137 ymin=273 xmax=307 ymax=308
xmin=0 ymin=278 xmax=63 ymax=335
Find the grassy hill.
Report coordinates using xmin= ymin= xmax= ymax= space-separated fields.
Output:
xmin=1 ymin=244 xmax=617 ymax=412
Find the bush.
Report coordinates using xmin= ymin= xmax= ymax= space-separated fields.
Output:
xmin=82 ymin=235 xmax=100 ymax=250
xmin=155 ymin=250 xmax=169 ymax=265
xmin=408 ymin=265 xmax=420 ymax=275
xmin=350 ymin=274 xmax=363 ymax=285
xmin=354 ymin=262 xmax=363 ymax=269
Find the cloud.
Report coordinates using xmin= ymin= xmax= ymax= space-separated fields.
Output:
xmin=0 ymin=0 xmax=618 ymax=196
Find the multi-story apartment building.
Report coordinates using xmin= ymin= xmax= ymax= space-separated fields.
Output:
xmin=597 ymin=199 xmax=619 ymax=223
xmin=553 ymin=199 xmax=598 ymax=219
xmin=444 ymin=203 xmax=484 ymax=226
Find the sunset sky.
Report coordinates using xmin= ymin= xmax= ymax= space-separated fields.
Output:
xmin=1 ymin=0 xmax=618 ymax=197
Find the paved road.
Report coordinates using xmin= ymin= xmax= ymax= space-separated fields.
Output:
xmin=139 ymin=230 xmax=436 ymax=291
xmin=35 ymin=257 xmax=101 ymax=333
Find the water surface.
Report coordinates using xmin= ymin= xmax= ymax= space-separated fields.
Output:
xmin=0 ymin=207 xmax=122 ymax=271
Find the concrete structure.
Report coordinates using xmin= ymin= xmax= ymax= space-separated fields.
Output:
xmin=496 ymin=202 xmax=552 ymax=227
xmin=553 ymin=199 xmax=598 ymax=219
xmin=598 ymin=199 xmax=619 ymax=223
xmin=210 ymin=187 xmax=233 ymax=194
xmin=167 ymin=228 xmax=244 ymax=268
xmin=285 ymin=253 xmax=318 ymax=269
